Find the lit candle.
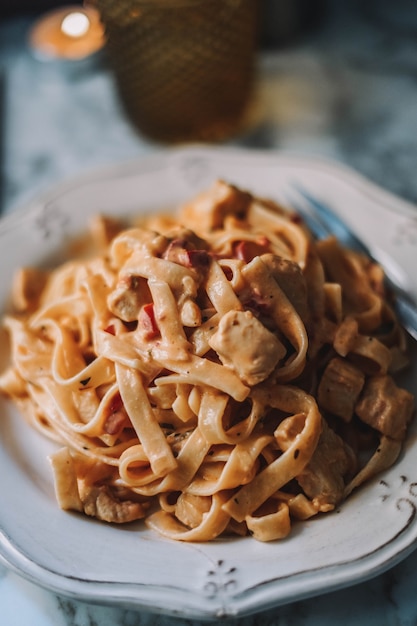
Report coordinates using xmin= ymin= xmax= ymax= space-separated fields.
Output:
xmin=61 ymin=12 xmax=91 ymax=39
xmin=29 ymin=5 xmax=105 ymax=61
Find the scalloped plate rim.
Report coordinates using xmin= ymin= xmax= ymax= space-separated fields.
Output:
xmin=0 ymin=146 xmax=416 ymax=620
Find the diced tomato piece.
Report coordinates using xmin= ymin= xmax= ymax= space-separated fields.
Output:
xmin=104 ymin=392 xmax=127 ymax=434
xmin=163 ymin=239 xmax=210 ymax=269
xmin=104 ymin=410 xmax=127 ymax=435
xmin=187 ymin=249 xmax=210 ymax=268
xmin=221 ymin=265 xmax=234 ymax=281
xmin=138 ymin=302 xmax=160 ymax=339
xmin=108 ymin=392 xmax=123 ymax=414
xmin=233 ymin=238 xmax=270 ymax=263
xmin=243 ymin=293 xmax=271 ymax=318
xmin=163 ymin=239 xmax=191 ymax=266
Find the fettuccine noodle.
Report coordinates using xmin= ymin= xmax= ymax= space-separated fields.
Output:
xmin=0 ymin=180 xmax=414 ymax=542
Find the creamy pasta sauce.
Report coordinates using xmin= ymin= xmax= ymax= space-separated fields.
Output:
xmin=0 ymin=181 xmax=414 ymax=542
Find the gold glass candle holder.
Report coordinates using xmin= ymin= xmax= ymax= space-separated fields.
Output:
xmin=95 ymin=0 xmax=259 ymax=143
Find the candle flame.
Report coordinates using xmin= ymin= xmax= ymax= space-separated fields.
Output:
xmin=61 ymin=12 xmax=90 ymax=38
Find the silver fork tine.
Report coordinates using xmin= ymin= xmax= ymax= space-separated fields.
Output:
xmin=285 ymin=186 xmax=417 ymax=342
xmin=291 ymin=183 xmax=369 ymax=255
xmin=287 ymin=197 xmax=330 ymax=242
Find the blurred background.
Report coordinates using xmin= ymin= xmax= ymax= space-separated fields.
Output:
xmin=2 ymin=0 xmax=417 ymax=217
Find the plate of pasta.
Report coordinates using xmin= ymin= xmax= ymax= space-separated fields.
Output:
xmin=0 ymin=146 xmax=417 ymax=619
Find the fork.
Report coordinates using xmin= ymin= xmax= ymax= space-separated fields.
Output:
xmin=285 ymin=185 xmax=417 ymax=342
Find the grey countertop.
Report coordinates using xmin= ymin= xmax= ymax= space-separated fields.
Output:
xmin=2 ymin=1 xmax=417 ymax=624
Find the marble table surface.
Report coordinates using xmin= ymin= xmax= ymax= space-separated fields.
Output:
xmin=2 ymin=1 xmax=417 ymax=624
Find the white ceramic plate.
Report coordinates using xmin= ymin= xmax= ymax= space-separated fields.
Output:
xmin=1 ymin=147 xmax=417 ymax=620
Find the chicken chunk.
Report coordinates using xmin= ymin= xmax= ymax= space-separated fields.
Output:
xmin=179 ymin=180 xmax=252 ymax=232
xmin=296 ymin=419 xmax=356 ymax=511
xmin=355 ymin=375 xmax=414 ymax=440
xmin=50 ymin=448 xmax=147 ymax=523
xmin=208 ymin=309 xmax=286 ymax=386
xmin=107 ymin=275 xmax=149 ymax=322
xmin=317 ymin=357 xmax=365 ymax=422
xmin=80 ymin=483 xmax=147 ymax=523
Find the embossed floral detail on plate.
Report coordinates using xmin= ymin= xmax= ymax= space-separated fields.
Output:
xmin=34 ymin=200 xmax=70 ymax=240
xmin=171 ymin=152 xmax=214 ymax=191
xmin=378 ymin=475 xmax=417 ymax=528
xmin=203 ymin=559 xmax=238 ymax=600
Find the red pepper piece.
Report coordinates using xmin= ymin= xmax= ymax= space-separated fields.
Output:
xmin=233 ymin=237 xmax=270 ymax=263
xmin=104 ymin=392 xmax=127 ymax=434
xmin=138 ymin=302 xmax=160 ymax=339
